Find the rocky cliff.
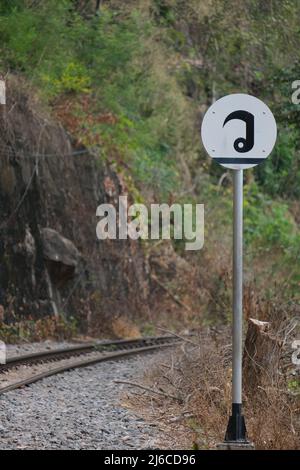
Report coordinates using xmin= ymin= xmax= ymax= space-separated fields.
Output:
xmin=0 ymin=78 xmax=149 ymax=334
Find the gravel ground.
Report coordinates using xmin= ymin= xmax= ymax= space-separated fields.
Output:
xmin=5 ymin=339 xmax=95 ymax=359
xmin=0 ymin=354 xmax=163 ymax=450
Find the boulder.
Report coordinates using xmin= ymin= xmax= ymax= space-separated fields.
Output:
xmin=41 ymin=228 xmax=81 ymax=287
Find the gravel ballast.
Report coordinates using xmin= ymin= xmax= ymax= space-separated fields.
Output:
xmin=0 ymin=355 xmax=163 ymax=450
xmin=5 ymin=339 xmax=94 ymax=359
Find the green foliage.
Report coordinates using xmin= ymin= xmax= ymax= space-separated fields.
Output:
xmin=3 ymin=1 xmax=300 ymax=201
xmin=0 ymin=2 xmax=197 ymax=197
xmin=244 ymin=183 xmax=297 ymax=251
xmin=255 ymin=128 xmax=300 ymax=199
xmin=52 ymin=62 xmax=91 ymax=94
xmin=159 ymin=0 xmax=300 ymax=200
xmin=288 ymin=379 xmax=300 ymax=393
xmin=254 ymin=61 xmax=300 ymax=199
xmin=0 ymin=1 xmax=74 ymax=76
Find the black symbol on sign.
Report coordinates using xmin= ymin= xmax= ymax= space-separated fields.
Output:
xmin=223 ymin=110 xmax=254 ymax=153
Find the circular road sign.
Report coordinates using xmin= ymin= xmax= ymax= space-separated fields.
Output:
xmin=201 ymin=93 xmax=277 ymax=170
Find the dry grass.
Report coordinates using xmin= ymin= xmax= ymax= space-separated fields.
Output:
xmin=111 ymin=317 xmax=141 ymax=339
xmin=124 ymin=326 xmax=300 ymax=450
xmin=0 ymin=316 xmax=78 ymax=344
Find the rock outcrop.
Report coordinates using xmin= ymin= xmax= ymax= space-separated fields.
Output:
xmin=0 ymin=78 xmax=149 ymax=333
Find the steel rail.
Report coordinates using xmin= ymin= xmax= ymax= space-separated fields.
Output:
xmin=0 ymin=342 xmax=176 ymax=395
xmin=1 ymin=335 xmax=178 ymax=371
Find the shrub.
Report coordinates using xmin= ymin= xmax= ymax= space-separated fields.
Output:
xmin=0 ymin=2 xmax=197 ymax=198
xmin=244 ymin=183 xmax=297 ymax=250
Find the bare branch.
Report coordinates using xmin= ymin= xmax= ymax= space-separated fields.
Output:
xmin=114 ymin=380 xmax=182 ymax=402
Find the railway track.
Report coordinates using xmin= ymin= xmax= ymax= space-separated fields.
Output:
xmin=0 ymin=335 xmax=180 ymax=395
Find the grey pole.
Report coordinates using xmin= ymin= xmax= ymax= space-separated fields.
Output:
xmin=232 ymin=168 xmax=243 ymax=405
xmin=224 ymin=168 xmax=247 ymax=443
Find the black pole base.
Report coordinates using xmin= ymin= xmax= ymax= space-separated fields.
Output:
xmin=225 ymin=403 xmax=248 ymax=442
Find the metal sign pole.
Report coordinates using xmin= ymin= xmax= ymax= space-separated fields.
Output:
xmin=232 ymin=169 xmax=243 ymax=407
xmin=225 ymin=168 xmax=247 ymax=443
xmin=201 ymin=93 xmax=277 ymax=449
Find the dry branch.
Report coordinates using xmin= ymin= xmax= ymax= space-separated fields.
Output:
xmin=114 ymin=379 xmax=182 ymax=402
xmin=151 ymin=274 xmax=193 ymax=314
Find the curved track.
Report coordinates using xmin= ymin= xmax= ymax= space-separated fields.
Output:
xmin=0 ymin=336 xmax=179 ymax=395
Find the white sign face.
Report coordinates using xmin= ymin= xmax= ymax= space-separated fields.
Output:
xmin=201 ymin=94 xmax=277 ymax=170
